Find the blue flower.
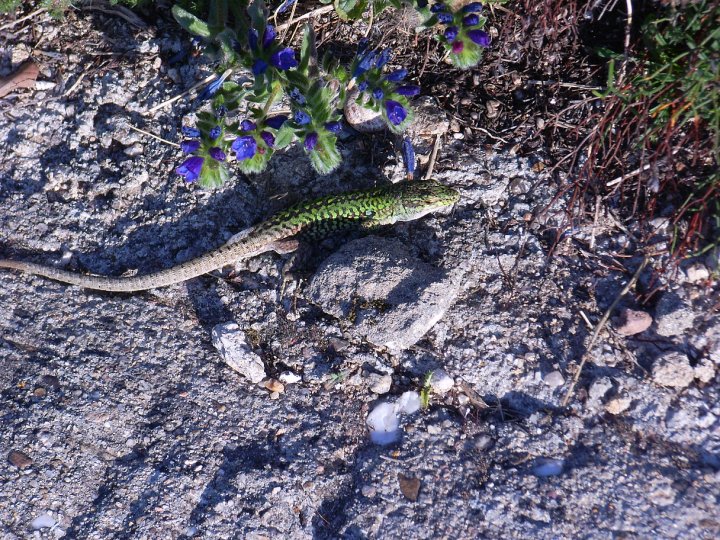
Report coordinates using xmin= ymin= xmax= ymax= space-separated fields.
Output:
xmin=271 ymin=48 xmax=298 ymax=70
xmin=325 ymin=121 xmax=342 ymax=134
xmin=181 ymin=140 xmax=201 ymax=154
xmin=396 ymin=85 xmax=421 ymax=97
xmin=215 ymin=105 xmax=227 ymax=119
xmin=182 ymin=126 xmax=201 ymax=138
xmin=304 ymin=132 xmax=318 ymax=151
xmin=402 ymin=137 xmax=415 ymax=177
xmin=260 ymin=131 xmax=275 ymax=147
xmin=289 ymin=87 xmax=306 ymax=105
xmin=358 ymin=81 xmax=369 ymax=92
xmin=263 ymin=24 xmax=276 ymax=48
xmin=253 ymin=58 xmax=268 ymax=75
xmin=373 ymin=88 xmax=384 ymax=100
xmin=231 ymin=136 xmax=257 ymax=160
xmin=430 ymin=3 xmax=447 ymax=12
xmin=376 ymin=48 xmax=391 ymax=69
xmin=265 ymin=115 xmax=288 ymax=129
xmin=248 ymin=28 xmax=258 ymax=51
xmin=353 ymin=50 xmax=377 ymax=78
xmin=209 ymin=126 xmax=222 ymax=140
xmin=209 ymin=147 xmax=226 ymax=161
xmin=197 ymin=73 xmax=226 ymax=101
xmin=385 ymin=100 xmax=407 ymax=125
xmin=294 ymin=110 xmax=311 ymax=125
xmin=463 ymin=14 xmax=479 ymax=26
xmin=277 ymin=0 xmax=297 ymax=13
xmin=385 ymin=69 xmax=407 ymax=82
xmin=437 ymin=12 xmax=453 ymax=24
xmin=176 ymin=156 xmax=204 ymax=183
xmin=241 ymin=119 xmax=257 ymax=132
xmin=462 ymin=2 xmax=483 ymax=13
xmin=467 ymin=29 xmax=491 ymax=47
xmin=444 ymin=25 xmax=459 ymax=42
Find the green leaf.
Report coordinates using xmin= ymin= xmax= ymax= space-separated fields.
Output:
xmin=208 ymin=0 xmax=228 ymax=31
xmin=172 ymin=5 xmax=212 ymax=38
xmin=299 ymin=24 xmax=313 ymax=73
xmin=334 ymin=0 xmax=366 ymax=21
xmin=274 ymin=125 xmax=295 ymax=149
xmin=308 ymin=134 xmax=341 ymax=175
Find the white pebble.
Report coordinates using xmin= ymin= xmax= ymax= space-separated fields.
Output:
xmin=395 ymin=391 xmax=421 ymax=415
xmin=429 ymin=369 xmax=454 ymax=395
xmin=532 ymin=458 xmax=564 ymax=477
xmin=278 ymin=371 xmax=301 ymax=384
xmin=366 ymin=402 xmax=399 ymax=445
xmin=31 ymin=513 xmax=56 ymax=530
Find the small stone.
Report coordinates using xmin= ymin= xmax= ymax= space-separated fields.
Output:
xmin=694 ymin=358 xmax=715 ymax=383
xmin=588 ymin=377 xmax=613 ymax=402
xmin=652 ymin=351 xmax=695 ymax=388
xmin=397 ymin=473 xmax=421 ymax=502
xmin=605 ymin=397 xmax=631 ymax=415
xmin=474 ymin=434 xmax=494 ymax=451
xmin=428 ymin=369 xmax=454 ymax=395
xmin=263 ymin=379 xmax=285 ymax=393
xmin=33 ymin=387 xmax=46 ymax=398
xmin=361 ymin=485 xmax=376 ymax=498
xmin=124 ymin=143 xmax=144 ymax=157
xmin=655 ymin=292 xmax=695 ymax=337
xmin=532 ymin=458 xmax=564 ymax=477
xmin=427 ymin=424 xmax=441 ymax=435
xmin=395 ymin=391 xmax=421 ymax=415
xmin=614 ymin=308 xmax=653 ymax=336
xmin=212 ymin=323 xmax=266 ymax=384
xmin=39 ymin=374 xmax=60 ymax=390
xmin=367 ymin=402 xmax=400 ymax=445
xmin=344 ymin=88 xmax=385 ymax=133
xmin=368 ymin=373 xmax=393 ymax=395
xmin=486 ymin=100 xmax=501 ymax=118
xmin=8 ymin=450 xmax=32 ymax=469
xmin=543 ymin=370 xmax=565 ymax=388
xmin=685 ymin=264 xmax=710 ymax=283
xmin=31 ymin=512 xmax=56 ymax=530
xmin=278 ymin=371 xmax=301 ymax=384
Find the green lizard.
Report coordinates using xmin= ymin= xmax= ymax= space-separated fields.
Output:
xmin=0 ymin=180 xmax=459 ymax=292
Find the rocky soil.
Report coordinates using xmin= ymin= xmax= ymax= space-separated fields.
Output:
xmin=1 ymin=7 xmax=718 ymax=540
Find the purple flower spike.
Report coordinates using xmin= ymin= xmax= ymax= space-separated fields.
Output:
xmin=437 ymin=12 xmax=454 ymax=24
xmin=304 ymin=132 xmax=318 ymax=151
xmin=277 ymin=0 xmax=297 ymax=14
xmin=462 ymin=2 xmax=483 ymax=13
xmin=294 ymin=110 xmax=311 ymax=126
xmin=265 ymin=115 xmax=288 ymax=129
xmin=253 ymin=59 xmax=268 ymax=76
xmin=231 ymin=136 xmax=257 ymax=160
xmin=385 ymin=100 xmax=407 ymax=126
xmin=452 ymin=40 xmax=464 ymax=53
xmin=373 ymin=88 xmax=384 ymax=100
xmin=209 ymin=126 xmax=222 ymax=140
xmin=430 ymin=3 xmax=447 ymax=12
xmin=176 ymin=156 xmax=204 ymax=183
xmin=260 ymin=131 xmax=275 ymax=147
xmin=241 ymin=119 xmax=257 ymax=132
xmin=263 ymin=24 xmax=276 ymax=48
xmin=215 ymin=105 xmax=227 ymax=119
xmin=325 ymin=121 xmax=342 ymax=134
xmin=396 ymin=85 xmax=421 ymax=97
xmin=182 ymin=126 xmax=201 ymax=138
xmin=444 ymin=25 xmax=459 ymax=42
xmin=289 ymin=87 xmax=306 ymax=105
xmin=248 ymin=28 xmax=258 ymax=51
xmin=270 ymin=48 xmax=298 ymax=70
xmin=209 ymin=147 xmax=226 ymax=161
xmin=467 ymin=29 xmax=491 ymax=47
xmin=463 ymin=14 xmax=480 ymax=26
xmin=180 ymin=140 xmax=201 ymax=154
xmin=385 ymin=69 xmax=407 ymax=82
xmin=358 ymin=81 xmax=369 ymax=92
xmin=353 ymin=50 xmax=377 ymax=78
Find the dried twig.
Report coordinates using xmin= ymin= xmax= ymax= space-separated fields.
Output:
xmin=128 ymin=124 xmax=180 ymax=148
xmin=562 ymin=256 xmax=648 ymax=406
xmin=0 ymin=7 xmax=46 ymax=31
xmin=276 ymin=5 xmax=333 ymax=31
xmin=425 ymin=134 xmax=441 ymax=179
xmin=145 ymin=72 xmax=223 ymax=114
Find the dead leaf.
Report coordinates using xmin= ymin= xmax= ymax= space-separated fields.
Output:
xmin=0 ymin=61 xmax=39 ymax=98
xmin=397 ymin=473 xmax=421 ymax=502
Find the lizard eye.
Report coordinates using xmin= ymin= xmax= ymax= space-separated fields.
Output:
xmin=365 ymin=210 xmax=374 ymax=217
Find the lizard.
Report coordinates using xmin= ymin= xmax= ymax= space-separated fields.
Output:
xmin=0 ymin=180 xmax=460 ymax=292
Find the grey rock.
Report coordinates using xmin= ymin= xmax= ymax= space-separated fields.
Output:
xmin=655 ymin=291 xmax=695 ymax=337
xmin=429 ymin=369 xmax=454 ymax=395
xmin=543 ymin=370 xmax=565 ymax=388
xmin=588 ymin=377 xmax=614 ymax=402
xmin=532 ymin=458 xmax=564 ymax=477
xmin=308 ymin=237 xmax=459 ymax=354
xmin=211 ymin=322 xmax=266 ymax=384
xmin=368 ymin=373 xmax=393 ymax=395
xmin=652 ymin=352 xmax=695 ymax=388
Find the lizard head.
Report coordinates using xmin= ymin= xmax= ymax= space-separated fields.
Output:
xmin=394 ymin=180 xmax=460 ymax=222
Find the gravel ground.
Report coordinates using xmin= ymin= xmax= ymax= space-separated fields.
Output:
xmin=1 ymin=8 xmax=719 ymax=540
